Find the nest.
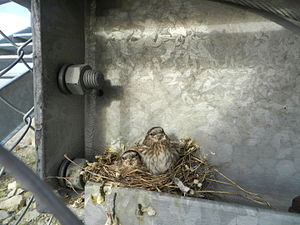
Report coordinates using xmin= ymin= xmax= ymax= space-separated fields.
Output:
xmin=68 ymin=138 xmax=272 ymax=208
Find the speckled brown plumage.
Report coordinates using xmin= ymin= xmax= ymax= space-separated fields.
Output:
xmin=120 ymin=150 xmax=142 ymax=168
xmin=127 ymin=127 xmax=180 ymax=174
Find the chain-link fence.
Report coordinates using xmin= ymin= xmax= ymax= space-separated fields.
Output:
xmin=0 ymin=26 xmax=83 ymax=225
xmin=0 ymin=24 xmax=72 ymax=224
xmin=0 ymin=28 xmax=37 ymax=225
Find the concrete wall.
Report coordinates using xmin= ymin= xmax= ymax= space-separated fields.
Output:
xmin=84 ymin=0 xmax=300 ymax=210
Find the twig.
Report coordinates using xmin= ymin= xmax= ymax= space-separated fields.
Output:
xmin=64 ymin=154 xmax=100 ymax=178
xmin=214 ymin=169 xmax=258 ymax=195
xmin=47 ymin=176 xmax=79 ymax=195
xmin=194 ymin=190 xmax=267 ymax=205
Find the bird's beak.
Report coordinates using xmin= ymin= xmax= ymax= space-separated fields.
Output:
xmin=157 ymin=134 xmax=165 ymax=140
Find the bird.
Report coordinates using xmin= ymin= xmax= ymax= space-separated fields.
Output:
xmin=113 ymin=150 xmax=142 ymax=178
xmin=120 ymin=150 xmax=142 ymax=168
xmin=127 ymin=127 xmax=180 ymax=174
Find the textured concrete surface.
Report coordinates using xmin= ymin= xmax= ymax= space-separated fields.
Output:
xmin=84 ymin=0 xmax=300 ymax=210
xmin=84 ymin=182 xmax=300 ymax=225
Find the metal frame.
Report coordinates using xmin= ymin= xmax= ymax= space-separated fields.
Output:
xmin=32 ymin=0 xmax=86 ymax=187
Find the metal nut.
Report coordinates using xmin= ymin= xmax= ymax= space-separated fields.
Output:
xmin=65 ymin=158 xmax=87 ymax=190
xmin=58 ymin=158 xmax=87 ymax=190
xmin=65 ymin=64 xmax=91 ymax=95
xmin=58 ymin=64 xmax=104 ymax=95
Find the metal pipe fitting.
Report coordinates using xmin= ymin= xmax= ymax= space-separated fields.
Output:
xmin=58 ymin=64 xmax=104 ymax=95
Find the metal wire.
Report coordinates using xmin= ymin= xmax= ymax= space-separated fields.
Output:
xmin=210 ymin=0 xmax=300 ymax=35
xmin=0 ymin=51 xmax=25 ymax=76
xmin=0 ymin=29 xmax=34 ymax=177
xmin=0 ymin=25 xmax=39 ymax=225
xmin=11 ymin=116 xmax=32 ymax=151
xmin=0 ymin=111 xmax=32 ymax=177
xmin=47 ymin=215 xmax=54 ymax=225
xmin=215 ymin=0 xmax=300 ymax=22
xmin=0 ymin=29 xmax=33 ymax=76
xmin=0 ymin=30 xmax=19 ymax=48
xmin=0 ymin=28 xmax=66 ymax=225
xmin=23 ymin=106 xmax=35 ymax=131
xmin=12 ymin=195 xmax=35 ymax=225
xmin=0 ymin=96 xmax=25 ymax=116
xmin=17 ymin=38 xmax=33 ymax=72
xmin=0 ymin=29 xmax=34 ymax=142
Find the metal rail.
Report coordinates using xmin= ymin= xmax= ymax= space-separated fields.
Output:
xmin=216 ymin=0 xmax=300 ymax=22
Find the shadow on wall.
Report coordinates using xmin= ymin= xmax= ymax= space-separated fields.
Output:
xmin=89 ymin=0 xmax=300 ymax=211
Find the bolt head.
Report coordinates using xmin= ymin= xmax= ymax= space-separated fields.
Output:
xmin=64 ymin=64 xmax=91 ymax=95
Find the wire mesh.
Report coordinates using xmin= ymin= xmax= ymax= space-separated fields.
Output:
xmin=0 ymin=30 xmax=33 ymax=77
xmin=0 ymin=28 xmax=38 ymax=224
xmin=0 ymin=20 xmax=82 ymax=225
xmin=0 ymin=28 xmax=34 ymax=173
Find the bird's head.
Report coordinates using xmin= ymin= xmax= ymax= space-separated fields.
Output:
xmin=143 ymin=127 xmax=169 ymax=145
xmin=121 ymin=150 xmax=141 ymax=167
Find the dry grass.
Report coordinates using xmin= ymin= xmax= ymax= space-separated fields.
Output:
xmin=67 ymin=138 xmax=272 ymax=208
